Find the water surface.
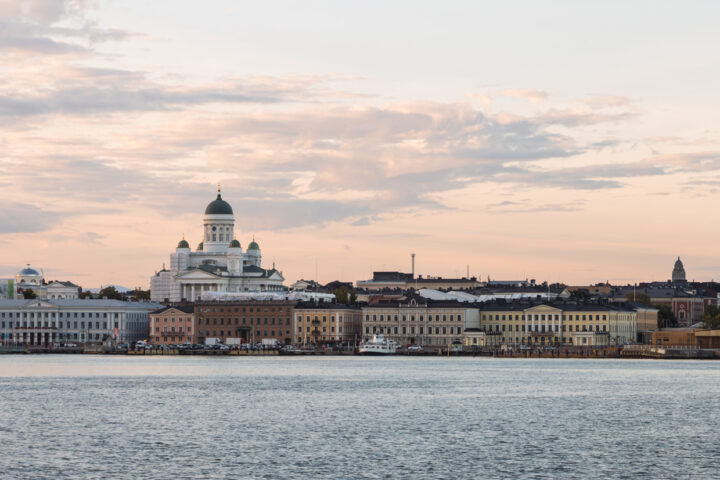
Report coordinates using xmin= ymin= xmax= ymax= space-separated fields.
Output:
xmin=1 ymin=356 xmax=718 ymax=479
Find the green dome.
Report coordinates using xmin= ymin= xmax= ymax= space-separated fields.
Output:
xmin=197 ymin=242 xmax=204 ymax=251
xmin=177 ymin=239 xmax=190 ymax=249
xmin=205 ymin=193 xmax=233 ymax=215
xmin=229 ymin=239 xmax=241 ymax=248
xmin=248 ymin=240 xmax=260 ymax=250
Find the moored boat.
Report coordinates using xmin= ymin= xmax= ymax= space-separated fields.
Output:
xmin=359 ymin=334 xmax=398 ymax=355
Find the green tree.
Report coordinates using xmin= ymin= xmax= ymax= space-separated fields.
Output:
xmin=626 ymin=292 xmax=651 ymax=305
xmin=78 ymin=290 xmax=93 ymax=299
xmin=333 ymin=286 xmax=357 ymax=305
xmin=702 ymin=305 xmax=720 ymax=330
xmin=655 ymin=304 xmax=677 ymax=329
xmin=129 ymin=288 xmax=151 ymax=301
xmin=20 ymin=288 xmax=37 ymax=299
xmin=98 ymin=286 xmax=122 ymax=300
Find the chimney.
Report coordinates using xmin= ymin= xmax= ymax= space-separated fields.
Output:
xmin=411 ymin=253 xmax=416 ymax=279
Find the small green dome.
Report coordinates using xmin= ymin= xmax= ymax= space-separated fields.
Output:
xmin=177 ymin=239 xmax=190 ymax=249
xmin=248 ymin=240 xmax=260 ymax=250
xmin=197 ymin=242 xmax=204 ymax=251
xmin=229 ymin=239 xmax=241 ymax=248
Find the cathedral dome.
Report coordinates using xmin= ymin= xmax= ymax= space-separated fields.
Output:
xmin=248 ymin=240 xmax=260 ymax=250
xmin=177 ymin=239 xmax=190 ymax=249
xmin=19 ymin=265 xmax=40 ymax=276
xmin=205 ymin=193 xmax=233 ymax=215
xmin=229 ymin=239 xmax=241 ymax=248
xmin=197 ymin=242 xmax=204 ymax=251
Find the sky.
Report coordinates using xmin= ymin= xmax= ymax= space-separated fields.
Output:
xmin=1 ymin=0 xmax=719 ymax=289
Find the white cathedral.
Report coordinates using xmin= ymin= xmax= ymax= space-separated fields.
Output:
xmin=150 ymin=188 xmax=285 ymax=302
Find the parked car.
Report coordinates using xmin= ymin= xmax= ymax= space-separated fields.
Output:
xmin=408 ymin=345 xmax=423 ymax=351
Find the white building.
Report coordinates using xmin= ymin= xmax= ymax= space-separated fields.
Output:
xmin=150 ymin=188 xmax=285 ymax=302
xmin=0 ymin=299 xmax=164 ymax=346
xmin=9 ymin=265 xmax=81 ymax=300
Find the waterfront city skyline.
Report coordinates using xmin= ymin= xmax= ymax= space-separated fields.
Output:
xmin=2 ymin=1 xmax=720 ymax=288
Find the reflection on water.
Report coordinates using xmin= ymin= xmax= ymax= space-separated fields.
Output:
xmin=1 ymin=356 xmax=718 ymax=479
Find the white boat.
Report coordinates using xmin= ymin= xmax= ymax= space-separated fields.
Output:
xmin=359 ymin=334 xmax=398 ymax=355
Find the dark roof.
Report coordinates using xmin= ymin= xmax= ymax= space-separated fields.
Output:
xmin=294 ymin=301 xmax=361 ymax=310
xmin=371 ymin=271 xmax=413 ymax=282
xmin=19 ymin=267 xmax=40 ymax=275
xmin=151 ymin=305 xmax=195 ymax=315
xmin=205 ymin=193 xmax=233 ymax=215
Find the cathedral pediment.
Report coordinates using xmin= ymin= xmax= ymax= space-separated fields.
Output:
xmin=177 ymin=268 xmax=223 ymax=279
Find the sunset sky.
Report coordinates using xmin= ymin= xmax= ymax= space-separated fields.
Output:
xmin=1 ymin=0 xmax=720 ymax=289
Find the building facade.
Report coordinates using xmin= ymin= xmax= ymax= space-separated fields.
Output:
xmin=150 ymin=188 xmax=285 ymax=303
xmin=0 ymin=299 xmax=163 ymax=346
xmin=194 ymin=300 xmax=295 ymax=345
xmin=293 ymin=303 xmax=363 ymax=345
xmin=148 ymin=305 xmax=196 ymax=344
xmin=477 ymin=302 xmax=637 ymax=347
xmin=361 ymin=295 xmax=480 ymax=348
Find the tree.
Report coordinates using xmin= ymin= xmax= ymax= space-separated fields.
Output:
xmin=20 ymin=288 xmax=37 ymax=299
xmin=570 ymin=289 xmax=591 ymax=301
xmin=333 ymin=286 xmax=357 ymax=305
xmin=98 ymin=286 xmax=122 ymax=300
xmin=78 ymin=290 xmax=93 ymax=299
xmin=129 ymin=288 xmax=151 ymax=301
xmin=655 ymin=304 xmax=677 ymax=329
xmin=626 ymin=292 xmax=651 ymax=305
xmin=702 ymin=305 xmax=720 ymax=330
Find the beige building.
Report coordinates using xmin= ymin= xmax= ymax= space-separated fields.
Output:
xmin=477 ymin=302 xmax=637 ymax=347
xmin=148 ymin=305 xmax=196 ymax=344
xmin=293 ymin=303 xmax=362 ymax=345
xmin=361 ymin=295 xmax=480 ymax=348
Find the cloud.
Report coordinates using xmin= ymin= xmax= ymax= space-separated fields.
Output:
xmin=0 ymin=202 xmax=62 ymax=234
xmin=500 ymin=88 xmax=548 ymax=104
xmin=0 ymin=1 xmax=133 ymax=57
xmin=486 ymin=200 xmax=584 ymax=214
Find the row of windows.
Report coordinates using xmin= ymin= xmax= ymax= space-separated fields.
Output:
xmin=199 ymin=307 xmax=287 ymax=313
xmin=365 ymin=326 xmax=460 ymax=335
xmin=201 ymin=317 xmax=291 ymax=326
xmin=299 ymin=325 xmax=343 ymax=333
xmin=298 ymin=315 xmax=344 ymax=322
xmin=365 ymin=314 xmax=463 ymax=322
xmin=10 ymin=332 xmax=102 ymax=340
xmin=0 ymin=312 xmax=119 ymax=319
xmin=0 ymin=321 xmax=118 ymax=330
xmin=204 ymin=330 xmax=290 ymax=338
xmin=155 ymin=326 xmax=191 ymax=333
xmin=482 ymin=313 xmax=608 ymax=321
xmin=154 ymin=317 xmax=192 ymax=323
xmin=482 ymin=324 xmax=608 ymax=333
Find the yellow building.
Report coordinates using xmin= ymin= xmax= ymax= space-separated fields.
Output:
xmin=361 ymin=295 xmax=480 ymax=348
xmin=477 ymin=302 xmax=637 ymax=346
xmin=293 ymin=303 xmax=362 ymax=345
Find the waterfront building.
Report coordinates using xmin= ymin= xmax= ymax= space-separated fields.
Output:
xmin=148 ymin=305 xmax=196 ymax=344
xmin=293 ymin=302 xmax=362 ymax=345
xmin=0 ymin=299 xmax=163 ymax=346
xmin=477 ymin=301 xmax=637 ymax=347
xmin=150 ymin=188 xmax=285 ymax=303
xmin=612 ymin=286 xmax=715 ymax=327
xmin=361 ymin=294 xmax=480 ymax=348
xmin=194 ymin=300 xmax=295 ymax=345
xmin=8 ymin=265 xmax=81 ymax=300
